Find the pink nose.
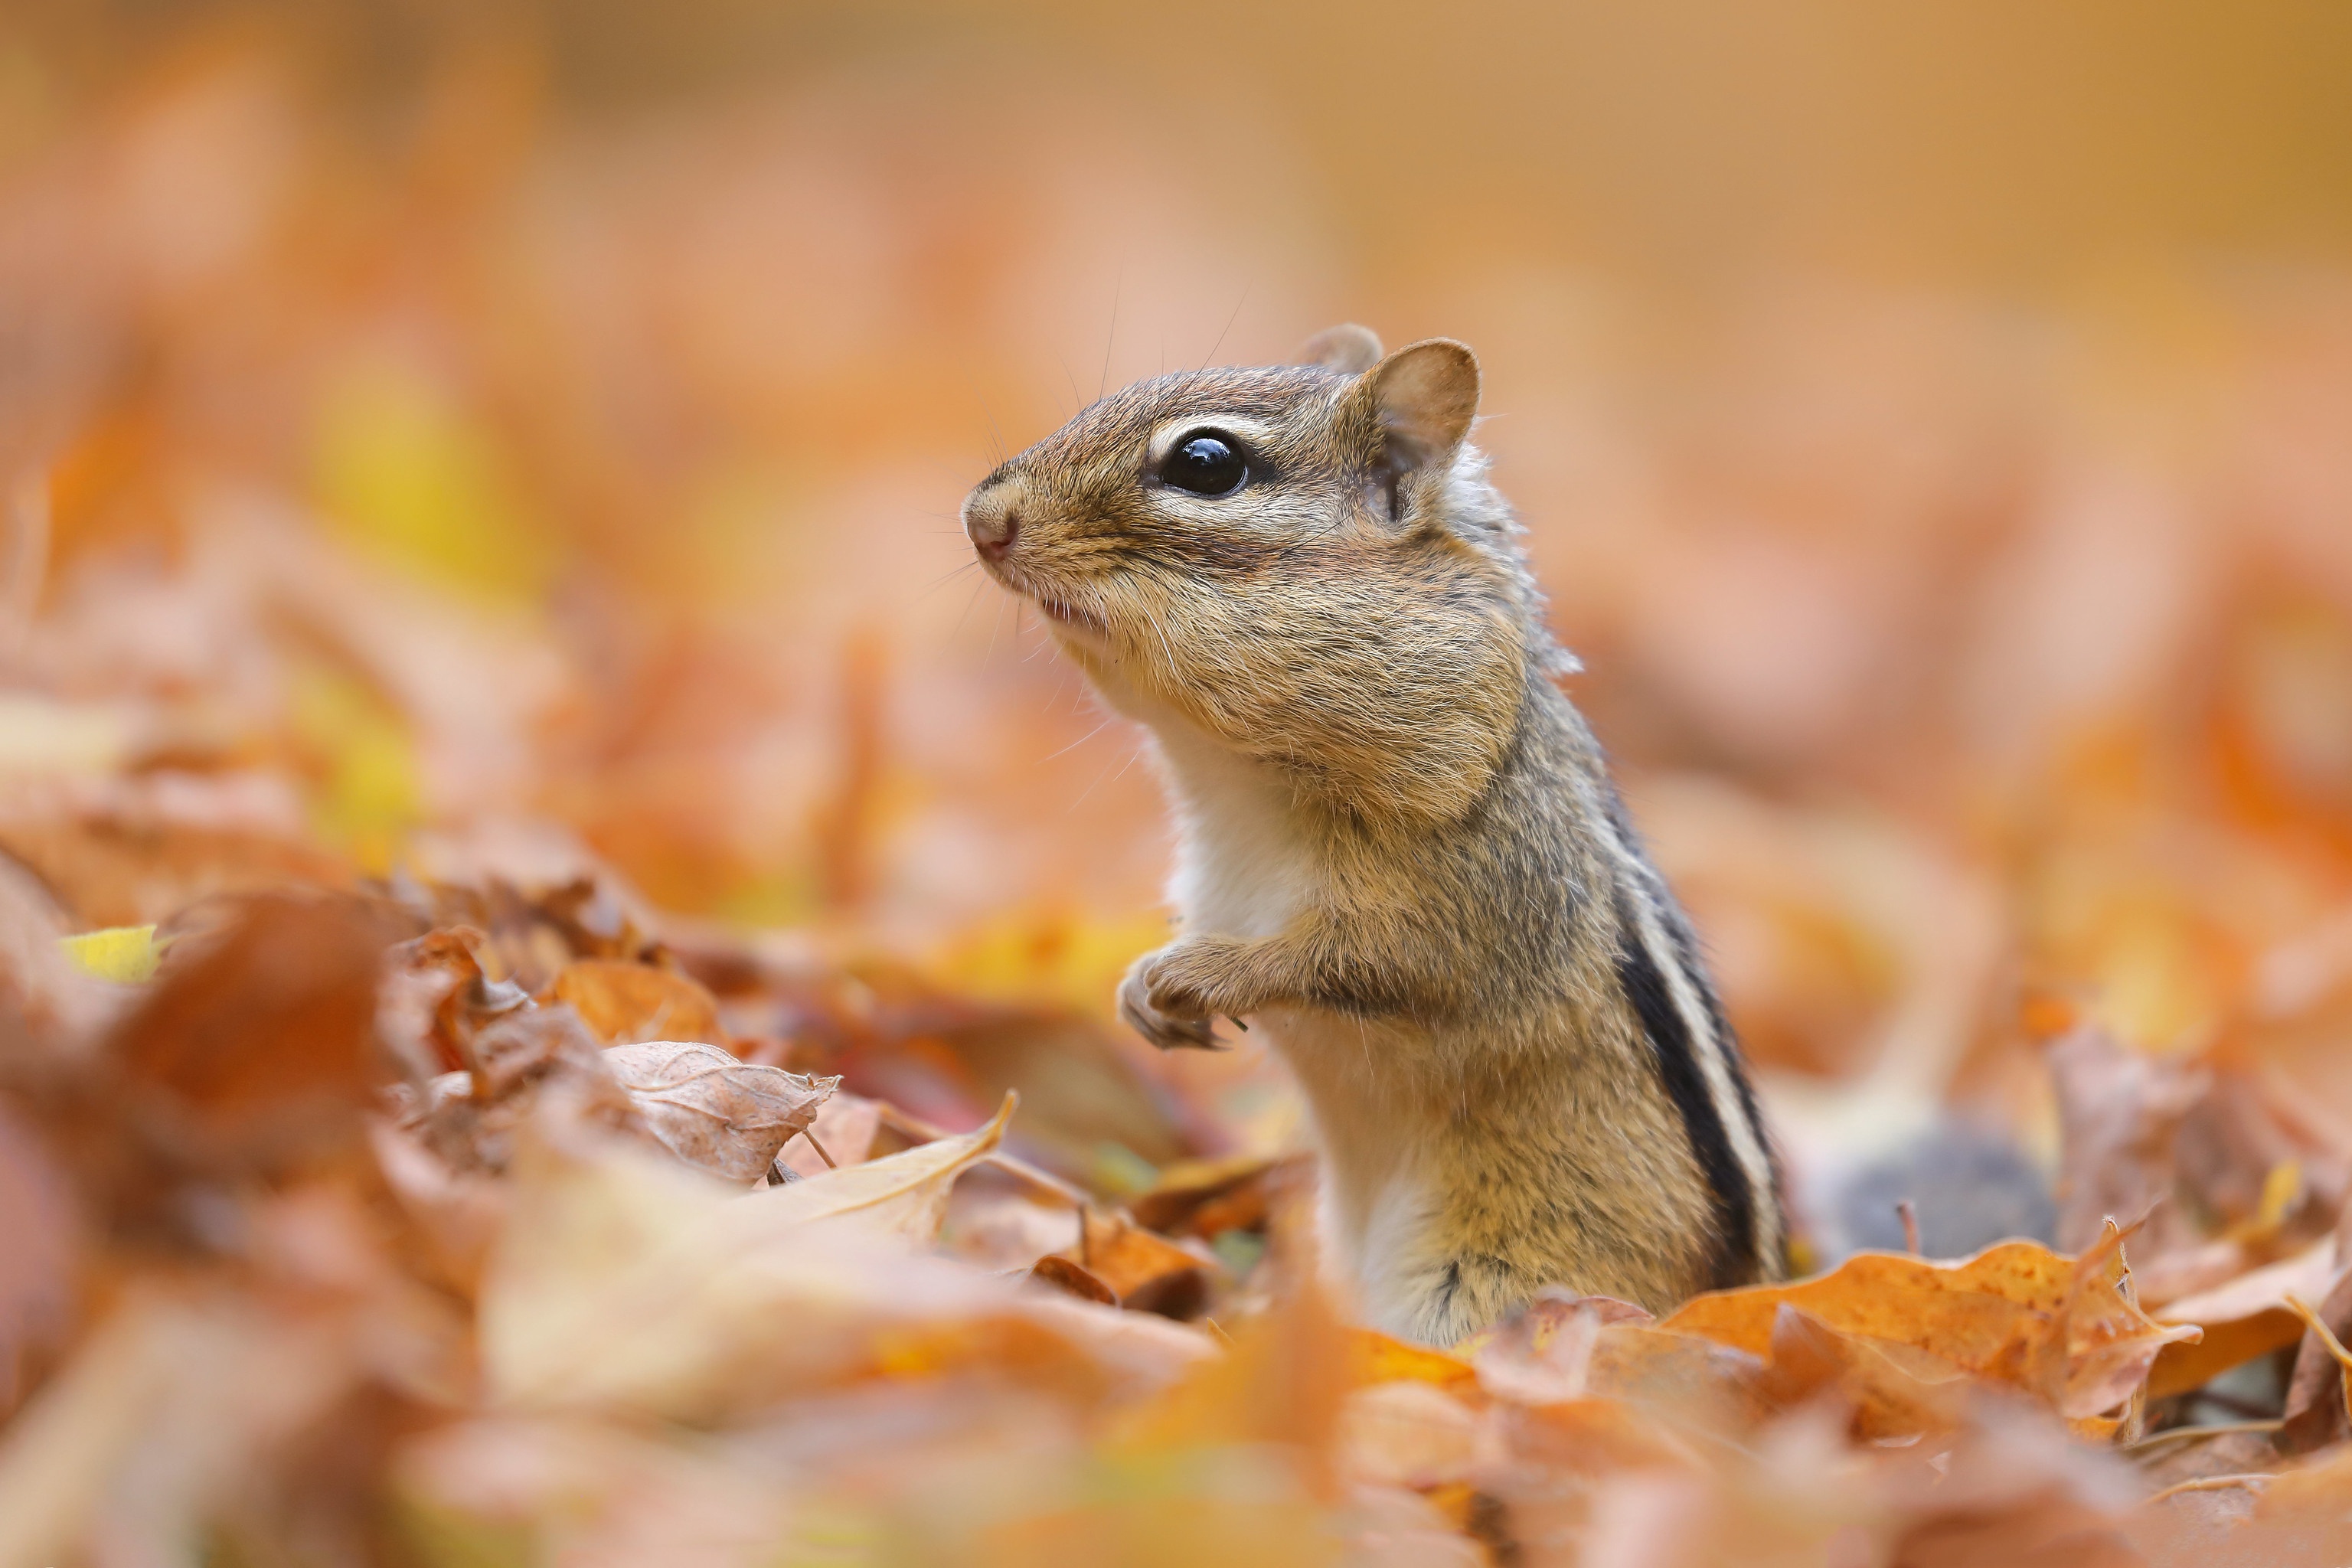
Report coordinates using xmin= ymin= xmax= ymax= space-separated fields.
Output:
xmin=964 ymin=488 xmax=1020 ymax=562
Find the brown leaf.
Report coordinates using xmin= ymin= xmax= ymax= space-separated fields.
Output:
xmin=103 ymin=893 xmax=394 ymax=1176
xmin=602 ymin=1040 xmax=838 ymax=1185
xmin=1029 ymin=1254 xmax=1118 ymax=1306
xmin=2278 ymin=1259 xmax=2352 ymax=1454
xmin=1129 ymin=1153 xmax=1301 ymax=1239
xmin=2048 ymin=1025 xmax=2207 ymax=1254
xmin=944 ymin=1170 xmax=1083 ymax=1270
xmin=2147 ymin=1237 xmax=2337 ymax=1401
xmin=1067 ymin=1207 xmax=1220 ymax=1319
xmin=0 ymin=1106 xmax=75 ymax=1419
xmin=478 ymin=1101 xmax=1208 ymax=1423
xmin=550 ymin=959 xmax=727 ymax=1047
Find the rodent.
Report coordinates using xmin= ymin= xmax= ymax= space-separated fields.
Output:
xmin=961 ymin=324 xmax=1786 ymax=1343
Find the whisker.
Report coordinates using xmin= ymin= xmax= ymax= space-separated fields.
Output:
xmin=1099 ymin=263 xmax=1123 ymax=400
xmin=985 ymin=590 xmax=1010 ymax=661
xmin=1200 ymin=286 xmax=1250 ymax=370
xmin=916 ymin=559 xmax=982 ymax=599
xmin=1044 ymin=713 xmax=1118 ymax=761
xmin=949 ymin=577 xmax=988 ymax=638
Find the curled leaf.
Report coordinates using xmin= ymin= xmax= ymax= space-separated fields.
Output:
xmin=751 ymin=1092 xmax=1015 ymax=1242
xmin=603 ymin=1040 xmax=838 ymax=1185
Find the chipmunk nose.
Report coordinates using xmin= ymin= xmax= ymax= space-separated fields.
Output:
xmin=963 ymin=484 xmax=1021 ymax=563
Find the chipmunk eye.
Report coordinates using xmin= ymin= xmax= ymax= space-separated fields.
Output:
xmin=1158 ymin=431 xmax=1248 ymax=497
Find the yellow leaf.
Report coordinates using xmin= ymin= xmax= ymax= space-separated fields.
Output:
xmin=313 ymin=358 xmax=551 ymax=606
xmin=57 ymin=925 xmax=161 ymax=983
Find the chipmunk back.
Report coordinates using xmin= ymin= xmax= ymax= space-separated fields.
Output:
xmin=962 ymin=325 xmax=1785 ymax=1342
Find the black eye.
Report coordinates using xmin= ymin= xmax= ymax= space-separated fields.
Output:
xmin=1158 ymin=431 xmax=1248 ymax=497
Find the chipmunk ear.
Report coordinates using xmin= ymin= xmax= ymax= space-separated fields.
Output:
xmin=1354 ymin=338 xmax=1481 ymax=475
xmin=1293 ymin=323 xmax=1383 ymax=373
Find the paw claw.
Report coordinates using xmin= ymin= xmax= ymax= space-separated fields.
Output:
xmin=1119 ymin=948 xmax=1222 ymax=1051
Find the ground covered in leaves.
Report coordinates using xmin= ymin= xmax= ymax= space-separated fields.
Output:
xmin=14 ymin=838 xmax=2352 ymax=1566
xmin=9 ymin=28 xmax=2352 ymax=1568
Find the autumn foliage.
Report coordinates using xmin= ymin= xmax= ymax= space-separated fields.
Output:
xmin=8 ymin=15 xmax=2352 ymax=1568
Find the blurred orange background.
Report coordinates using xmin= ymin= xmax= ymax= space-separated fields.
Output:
xmin=5 ymin=0 xmax=2352 ymax=1180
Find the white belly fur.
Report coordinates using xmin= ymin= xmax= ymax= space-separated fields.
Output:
xmin=1144 ymin=712 xmax=1452 ymax=1338
xmin=1256 ymin=1004 xmax=1449 ymax=1338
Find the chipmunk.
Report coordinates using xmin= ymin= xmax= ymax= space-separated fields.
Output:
xmin=962 ymin=325 xmax=1785 ymax=1343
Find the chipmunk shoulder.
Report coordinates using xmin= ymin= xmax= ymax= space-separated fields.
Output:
xmin=962 ymin=324 xmax=1785 ymax=1342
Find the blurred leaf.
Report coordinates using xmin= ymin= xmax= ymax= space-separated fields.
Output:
xmin=56 ymin=925 xmax=159 ymax=983
xmin=313 ymin=360 xmax=551 ymax=606
xmin=289 ymin=664 xmax=421 ymax=877
xmin=100 ymin=893 xmax=394 ymax=1180
xmin=550 ymin=959 xmax=727 ymax=1047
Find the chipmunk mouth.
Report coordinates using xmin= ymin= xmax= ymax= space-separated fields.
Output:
xmin=977 ymin=547 xmax=1112 ymax=642
xmin=1031 ymin=590 xmax=1109 ymax=639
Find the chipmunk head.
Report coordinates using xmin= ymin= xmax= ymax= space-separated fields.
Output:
xmin=962 ymin=325 xmax=1560 ymax=824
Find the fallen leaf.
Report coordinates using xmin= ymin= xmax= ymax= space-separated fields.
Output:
xmin=1030 ymin=1254 xmax=1118 ymax=1306
xmin=2148 ymin=1237 xmax=2337 ymax=1400
xmin=1340 ymin=1379 xmax=1488 ymax=1490
xmin=550 ymin=959 xmax=727 ymax=1047
xmin=1661 ymin=1230 xmax=2198 ymax=1432
xmin=750 ymin=1091 xmax=1015 ymax=1243
xmin=0 ymin=1107 xmax=75 ymax=1417
xmin=776 ymin=1087 xmax=883 ymax=1178
xmin=1067 ymin=1206 xmax=1221 ymax=1318
xmin=602 ymin=1039 xmax=838 ymax=1185
xmin=477 ymin=1100 xmax=1205 ymax=1423
xmin=2048 ymin=1026 xmax=2208 ymax=1255
xmin=2279 ymin=1254 xmax=2352 ymax=1453
xmin=56 ymin=925 xmax=161 ymax=983
xmin=1130 ymin=1153 xmax=1298 ymax=1239
xmin=102 ymin=892 xmax=394 ymax=1177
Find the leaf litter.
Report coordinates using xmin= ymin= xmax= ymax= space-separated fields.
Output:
xmin=5 ymin=38 xmax=2352 ymax=1568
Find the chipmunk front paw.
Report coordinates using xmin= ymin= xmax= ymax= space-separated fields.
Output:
xmin=1117 ymin=940 xmax=1246 ymax=1051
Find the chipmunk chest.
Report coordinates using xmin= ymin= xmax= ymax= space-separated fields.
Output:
xmin=1166 ymin=766 xmax=1322 ymax=940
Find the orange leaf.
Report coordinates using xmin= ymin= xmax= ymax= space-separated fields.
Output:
xmin=548 ymin=959 xmax=727 ymax=1047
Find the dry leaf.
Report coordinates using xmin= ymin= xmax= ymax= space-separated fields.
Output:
xmin=100 ymin=893 xmax=394 ymax=1178
xmin=1029 ymin=1254 xmax=1118 ymax=1306
xmin=2148 ymin=1237 xmax=2337 ymax=1400
xmin=2278 ymin=1258 xmax=2352 ymax=1454
xmin=1662 ymin=1232 xmax=2199 ymax=1431
xmin=777 ymin=1089 xmax=884 ymax=1178
xmin=550 ymin=959 xmax=727 ymax=1047
xmin=751 ymin=1091 xmax=1015 ymax=1243
xmin=602 ymin=1039 xmax=838 ymax=1185
xmin=477 ymin=1102 xmax=1204 ymax=1423
xmin=0 ymin=1108 xmax=75 ymax=1418
xmin=2049 ymin=1027 xmax=2209 ymax=1256
xmin=56 ymin=925 xmax=162 ymax=984
xmin=1340 ymin=1380 xmax=1488 ymax=1490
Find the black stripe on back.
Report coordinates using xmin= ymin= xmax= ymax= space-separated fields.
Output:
xmin=1665 ymin=914 xmax=1781 ymax=1236
xmin=1615 ymin=911 xmax=1756 ymax=1289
